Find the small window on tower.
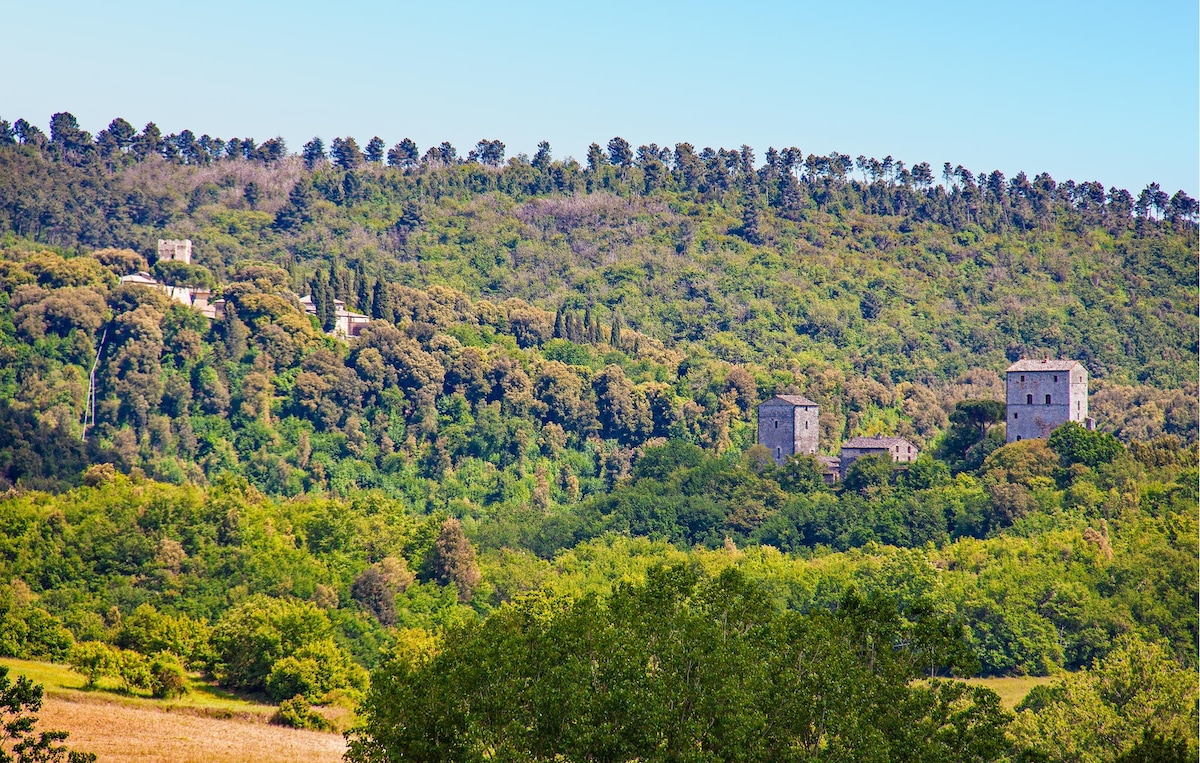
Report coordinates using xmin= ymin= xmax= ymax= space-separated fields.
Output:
xmin=1020 ymin=375 xmax=1025 ymax=382
xmin=1045 ymin=394 xmax=1051 ymax=405
xmin=804 ymin=421 xmax=808 ymax=429
xmin=774 ymin=420 xmax=778 ymax=429
xmin=1026 ymin=394 xmax=1033 ymax=405
xmin=1053 ymin=375 xmax=1058 ymax=382
xmin=1014 ymin=412 xmax=1019 ymax=419
xmin=1016 ymin=435 xmax=1022 ymax=441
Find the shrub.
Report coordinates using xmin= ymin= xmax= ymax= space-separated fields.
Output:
xmin=274 ymin=694 xmax=331 ymax=731
xmin=116 ymin=649 xmax=152 ymax=694
xmin=69 ymin=641 xmax=118 ymax=689
xmin=149 ymin=652 xmax=188 ymax=699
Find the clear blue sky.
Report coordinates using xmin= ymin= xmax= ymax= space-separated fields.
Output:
xmin=4 ymin=0 xmax=1197 ymax=196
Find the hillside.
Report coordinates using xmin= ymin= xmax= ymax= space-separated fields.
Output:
xmin=0 ymin=114 xmax=1196 ymax=762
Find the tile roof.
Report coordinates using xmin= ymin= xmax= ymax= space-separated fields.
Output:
xmin=759 ymin=394 xmax=819 ymax=407
xmin=841 ymin=436 xmax=913 ymax=450
xmin=1006 ymin=359 xmax=1084 ymax=373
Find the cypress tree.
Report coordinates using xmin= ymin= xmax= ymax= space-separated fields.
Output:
xmin=323 ymin=275 xmax=337 ymax=332
xmin=310 ymin=273 xmax=326 ymax=323
xmin=371 ymin=279 xmax=393 ymax=322
xmin=354 ymin=262 xmax=370 ymax=312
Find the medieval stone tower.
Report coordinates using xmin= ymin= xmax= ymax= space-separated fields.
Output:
xmin=157 ymin=239 xmax=192 ymax=265
xmin=1005 ymin=358 xmax=1090 ymax=442
xmin=757 ymin=395 xmax=820 ymax=465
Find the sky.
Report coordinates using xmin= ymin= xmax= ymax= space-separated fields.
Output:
xmin=4 ymin=0 xmax=1197 ymax=196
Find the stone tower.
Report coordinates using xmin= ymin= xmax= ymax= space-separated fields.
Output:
xmin=157 ymin=239 xmax=192 ymax=265
xmin=1005 ymin=358 xmax=1090 ymax=442
xmin=757 ymin=395 xmax=820 ymax=465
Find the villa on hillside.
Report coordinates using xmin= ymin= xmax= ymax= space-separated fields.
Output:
xmin=298 ymin=295 xmax=371 ymax=339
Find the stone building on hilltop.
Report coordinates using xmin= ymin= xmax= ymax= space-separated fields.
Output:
xmin=157 ymin=239 xmax=192 ymax=265
xmin=757 ymin=395 xmax=819 ymax=466
xmin=118 ymin=239 xmax=223 ymax=319
xmin=1005 ymin=358 xmax=1092 ymax=442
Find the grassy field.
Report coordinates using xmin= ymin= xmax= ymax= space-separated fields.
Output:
xmin=0 ymin=658 xmax=346 ymax=763
xmin=965 ymin=674 xmax=1055 ymax=710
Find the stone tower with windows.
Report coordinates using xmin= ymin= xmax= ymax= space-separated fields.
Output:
xmin=757 ymin=395 xmax=819 ymax=465
xmin=157 ymin=239 xmax=192 ymax=265
xmin=1005 ymin=358 xmax=1091 ymax=442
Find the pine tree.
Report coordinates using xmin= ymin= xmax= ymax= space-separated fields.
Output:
xmin=365 ymin=136 xmax=386 ymax=164
xmin=302 ymin=137 xmax=326 ymax=170
xmin=222 ymin=303 xmax=249 ymax=360
xmin=742 ymin=192 xmax=763 ymax=245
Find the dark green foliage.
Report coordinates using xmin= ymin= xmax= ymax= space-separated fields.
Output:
xmin=386 ymin=139 xmax=418 ymax=169
xmin=1048 ymin=421 xmax=1124 ymax=468
xmin=842 ymin=453 xmax=895 ymax=494
xmin=1115 ymin=732 xmax=1190 ymax=763
xmin=347 ymin=568 xmax=1008 ymax=763
xmin=301 ymin=138 xmax=325 ymax=169
xmin=364 ymin=137 xmax=385 ymax=165
xmin=938 ymin=399 xmax=1007 ymax=474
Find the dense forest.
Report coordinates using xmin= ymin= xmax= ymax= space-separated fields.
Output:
xmin=0 ymin=112 xmax=1195 ymax=761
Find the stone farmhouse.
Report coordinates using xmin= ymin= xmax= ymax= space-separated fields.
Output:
xmin=1005 ymin=358 xmax=1093 ymax=442
xmin=839 ymin=436 xmax=918 ymax=474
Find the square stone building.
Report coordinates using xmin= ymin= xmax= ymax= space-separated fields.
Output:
xmin=1006 ymin=358 xmax=1090 ymax=442
xmin=757 ymin=395 xmax=819 ymax=465
xmin=157 ymin=239 xmax=192 ymax=265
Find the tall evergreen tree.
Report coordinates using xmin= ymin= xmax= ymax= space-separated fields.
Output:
xmin=387 ymin=139 xmax=420 ymax=169
xmin=354 ymin=262 xmax=370 ymax=311
xmin=370 ymin=278 xmax=393 ymax=322
xmin=302 ymin=137 xmax=326 ymax=169
xmin=554 ymin=306 xmax=566 ymax=339
xmin=365 ymin=136 xmax=386 ymax=164
xmin=330 ymin=137 xmax=363 ymax=169
xmin=532 ymin=141 xmax=552 ymax=170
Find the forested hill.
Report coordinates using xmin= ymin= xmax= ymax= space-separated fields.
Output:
xmin=0 ymin=115 xmax=1197 ymax=759
xmin=0 ymin=114 xmax=1196 ymax=503
xmin=0 ymin=114 xmax=1195 ymax=384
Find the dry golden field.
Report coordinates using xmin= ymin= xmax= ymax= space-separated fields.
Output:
xmin=36 ymin=695 xmax=346 ymax=763
xmin=965 ymin=674 xmax=1055 ymax=709
xmin=0 ymin=659 xmax=346 ymax=763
